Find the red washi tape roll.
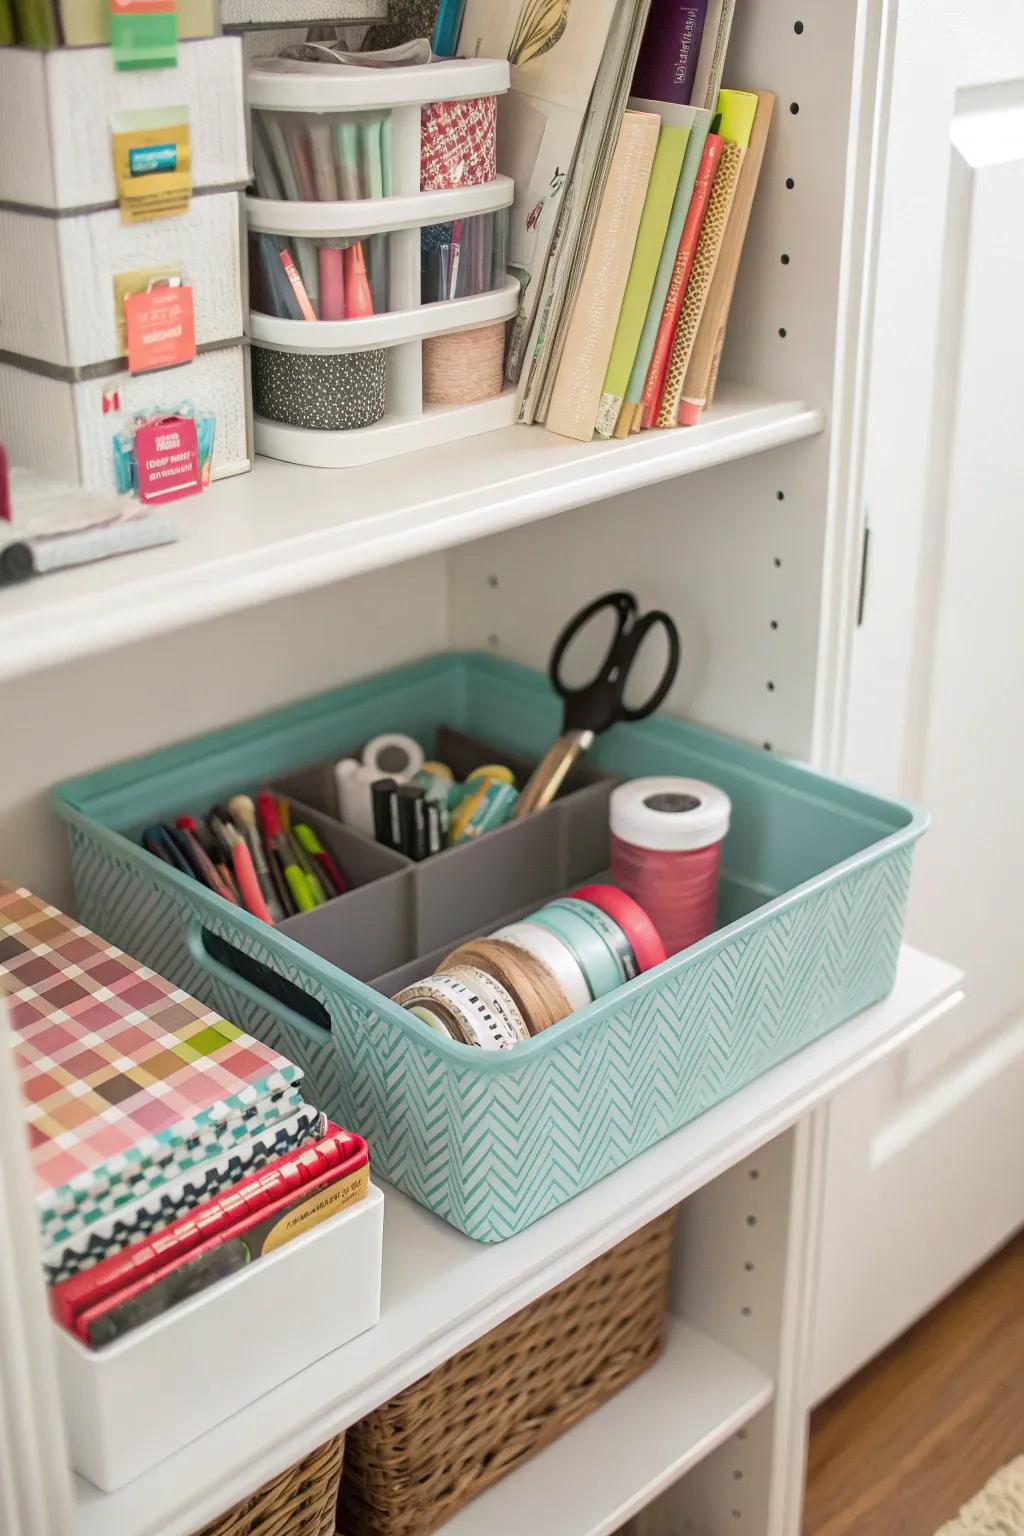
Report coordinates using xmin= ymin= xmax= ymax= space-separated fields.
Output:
xmin=570 ymin=884 xmax=667 ymax=973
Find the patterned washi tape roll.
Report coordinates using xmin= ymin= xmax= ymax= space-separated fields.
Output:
xmin=394 ymin=975 xmax=521 ymax=1050
xmin=492 ymin=921 xmax=593 ymax=1012
xmin=440 ymin=939 xmax=572 ymax=1036
xmin=522 ymin=903 xmax=624 ymax=1000
xmin=409 ymin=1004 xmax=458 ymax=1040
xmin=570 ymin=884 xmax=667 ymax=973
xmin=544 ymin=898 xmax=640 ymax=982
xmin=442 ymin=965 xmax=532 ymax=1043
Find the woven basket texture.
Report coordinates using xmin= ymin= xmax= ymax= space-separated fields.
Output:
xmin=195 ymin=1434 xmax=345 ymax=1536
xmin=339 ymin=1212 xmax=675 ymax=1536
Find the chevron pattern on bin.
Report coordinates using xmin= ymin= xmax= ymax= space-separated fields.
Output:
xmin=67 ymin=825 xmax=914 ymax=1244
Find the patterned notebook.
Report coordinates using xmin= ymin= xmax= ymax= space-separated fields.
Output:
xmin=43 ymin=1105 xmax=326 ymax=1285
xmin=0 ymin=883 xmax=303 ymax=1233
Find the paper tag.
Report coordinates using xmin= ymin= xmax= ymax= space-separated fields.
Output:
xmin=136 ymin=416 xmax=200 ymax=503
xmin=111 ymin=108 xmax=191 ymax=223
xmin=112 ymin=265 xmax=181 ymax=351
xmin=109 ymin=0 xmax=178 ymax=70
xmin=125 ymin=285 xmax=195 ymax=373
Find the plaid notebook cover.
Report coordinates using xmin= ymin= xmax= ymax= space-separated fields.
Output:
xmin=0 ymin=883 xmax=302 ymax=1229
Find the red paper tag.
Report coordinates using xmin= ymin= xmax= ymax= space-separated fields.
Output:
xmin=136 ymin=416 xmax=200 ymax=503
xmin=125 ymin=285 xmax=195 ymax=374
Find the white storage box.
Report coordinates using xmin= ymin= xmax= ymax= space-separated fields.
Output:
xmin=56 ymin=1181 xmax=384 ymax=1491
xmin=0 ymin=38 xmax=247 ymax=211
xmin=0 ymin=345 xmax=252 ymax=491
xmin=224 ymin=0 xmax=383 ymax=24
xmin=0 ymin=194 xmax=246 ymax=372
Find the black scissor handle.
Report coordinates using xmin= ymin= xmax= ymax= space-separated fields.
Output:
xmin=550 ymin=591 xmax=681 ymax=735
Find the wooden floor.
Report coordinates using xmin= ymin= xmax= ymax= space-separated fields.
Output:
xmin=804 ymin=1231 xmax=1024 ymax=1536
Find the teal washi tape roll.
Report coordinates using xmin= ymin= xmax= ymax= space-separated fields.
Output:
xmin=523 ymin=903 xmax=622 ymax=1001
xmin=544 ymin=898 xmax=639 ymax=982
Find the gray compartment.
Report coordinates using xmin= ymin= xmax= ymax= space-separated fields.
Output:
xmin=276 ymin=726 xmax=619 ymax=989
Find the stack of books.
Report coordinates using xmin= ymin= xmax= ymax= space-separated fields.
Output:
xmin=458 ymin=0 xmax=772 ymax=442
xmin=0 ymin=880 xmax=368 ymax=1348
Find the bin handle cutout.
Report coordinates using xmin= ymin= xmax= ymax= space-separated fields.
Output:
xmin=188 ymin=922 xmax=332 ymax=1042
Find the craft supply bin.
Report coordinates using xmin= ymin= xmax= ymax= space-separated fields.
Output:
xmin=246 ymin=57 xmax=516 ymax=465
xmin=0 ymin=194 xmax=246 ymax=373
xmin=55 ymin=1183 xmax=383 ymax=1492
xmin=0 ymin=39 xmax=247 ymax=212
xmin=339 ymin=1209 xmax=675 ymax=1536
xmin=0 ymin=344 xmax=252 ymax=494
xmin=54 ymin=653 xmax=926 ymax=1243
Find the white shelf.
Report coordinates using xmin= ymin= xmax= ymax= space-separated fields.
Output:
xmin=70 ymin=945 xmax=961 ymax=1536
xmin=439 ymin=1321 xmax=773 ymax=1536
xmin=0 ymin=383 xmax=823 ymax=684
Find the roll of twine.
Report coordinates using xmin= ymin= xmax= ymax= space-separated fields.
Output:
xmin=422 ymin=322 xmax=506 ymax=406
xmin=440 ymin=938 xmax=572 ymax=1036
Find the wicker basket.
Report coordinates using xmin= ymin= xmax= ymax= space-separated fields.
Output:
xmin=339 ymin=1212 xmax=675 ymax=1536
xmin=196 ymin=1434 xmax=345 ymax=1536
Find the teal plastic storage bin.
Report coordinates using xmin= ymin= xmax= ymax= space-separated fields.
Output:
xmin=54 ymin=653 xmax=926 ymax=1242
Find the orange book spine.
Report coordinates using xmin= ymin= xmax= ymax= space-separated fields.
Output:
xmin=638 ymin=133 xmax=723 ymax=430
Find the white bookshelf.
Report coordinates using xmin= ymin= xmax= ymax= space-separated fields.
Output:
xmin=69 ymin=948 xmax=961 ymax=1536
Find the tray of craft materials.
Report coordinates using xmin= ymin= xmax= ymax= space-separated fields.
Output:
xmin=0 ymin=882 xmax=382 ymax=1490
xmin=244 ymin=47 xmax=516 ymax=462
xmin=54 ymin=609 xmax=926 ymax=1244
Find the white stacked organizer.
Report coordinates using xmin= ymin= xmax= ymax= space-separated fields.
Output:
xmin=0 ymin=40 xmax=252 ymax=492
xmin=246 ymin=57 xmax=517 ymax=467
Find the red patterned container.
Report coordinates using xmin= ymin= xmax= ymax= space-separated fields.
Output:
xmin=420 ymin=95 xmax=497 ymax=190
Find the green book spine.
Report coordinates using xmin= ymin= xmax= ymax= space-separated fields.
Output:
xmin=595 ymin=119 xmax=691 ymax=438
xmin=12 ymin=0 xmax=58 ymax=46
xmin=0 ymin=0 xmax=15 ymax=45
xmin=623 ymin=106 xmax=712 ymax=416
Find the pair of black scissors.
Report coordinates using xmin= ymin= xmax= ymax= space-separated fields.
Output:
xmin=516 ymin=592 xmax=681 ymax=817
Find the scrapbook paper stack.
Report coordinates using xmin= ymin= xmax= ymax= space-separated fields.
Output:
xmin=0 ymin=881 xmax=368 ymax=1348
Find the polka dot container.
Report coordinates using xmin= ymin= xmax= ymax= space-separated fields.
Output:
xmin=252 ymin=345 xmax=387 ymax=431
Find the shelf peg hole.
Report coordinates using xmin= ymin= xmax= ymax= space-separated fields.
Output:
xmin=738 ymin=1429 xmax=749 ymax=1441
xmin=742 ymin=1306 xmax=753 ymax=1317
xmin=487 ymin=633 xmax=499 ymax=647
xmin=734 ymin=1470 xmax=744 ymax=1481
xmin=746 ymin=1214 xmax=758 ymax=1227
xmin=794 ymin=19 xmax=804 ymax=33
xmin=790 ymin=101 xmax=800 ymax=114
xmin=749 ymin=1168 xmax=760 ymax=1179
xmin=776 ymin=490 xmax=785 ymax=500
xmin=774 ymin=556 xmax=783 ymax=567
xmin=786 ymin=176 xmax=796 ymax=189
xmin=745 ymin=1260 xmax=756 ymax=1271
xmin=770 ymin=620 xmax=779 ymax=631
xmin=780 ymin=253 xmax=790 ymax=265
xmin=766 ymin=680 xmax=776 ymax=692
xmin=778 ymin=326 xmax=788 ymax=338
xmin=487 ymin=574 xmax=499 ymax=588
xmin=762 ymin=742 xmax=772 ymax=752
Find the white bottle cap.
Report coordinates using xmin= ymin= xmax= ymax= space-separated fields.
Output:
xmin=610 ymin=777 xmax=731 ymax=852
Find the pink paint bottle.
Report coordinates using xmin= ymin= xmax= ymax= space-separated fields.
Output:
xmin=609 ymin=778 xmax=731 ymax=957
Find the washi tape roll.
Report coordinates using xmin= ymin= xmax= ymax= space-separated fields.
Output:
xmin=440 ymin=939 xmax=572 ymax=1036
xmin=394 ymin=975 xmax=520 ymax=1050
xmin=544 ymin=898 xmax=639 ymax=982
xmin=334 ymin=758 xmax=378 ymax=837
xmin=492 ymin=921 xmax=592 ymax=1012
xmin=362 ymin=733 xmax=425 ymax=781
xmin=442 ymin=965 xmax=531 ymax=1043
xmin=449 ymin=779 xmax=519 ymax=844
xmin=465 ymin=764 xmax=516 ymax=787
xmin=523 ymin=903 xmax=623 ymax=1000
xmin=570 ymin=884 xmax=667 ymax=972
xmin=409 ymin=1004 xmax=457 ymax=1040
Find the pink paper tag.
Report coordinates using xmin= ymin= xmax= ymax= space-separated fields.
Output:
xmin=135 ymin=415 xmax=200 ymax=503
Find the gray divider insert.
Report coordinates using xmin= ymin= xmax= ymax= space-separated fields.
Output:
xmin=274 ymin=797 xmax=414 ymax=982
xmin=273 ymin=730 xmax=619 ymax=991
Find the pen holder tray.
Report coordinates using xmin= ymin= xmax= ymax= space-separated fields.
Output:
xmin=246 ymin=57 xmax=516 ymax=465
xmin=55 ymin=652 xmax=926 ymax=1243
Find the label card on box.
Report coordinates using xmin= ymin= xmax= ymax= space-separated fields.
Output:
xmin=125 ymin=285 xmax=195 ymax=373
xmin=136 ymin=416 xmax=200 ymax=503
xmin=109 ymin=0 xmax=178 ymax=69
xmin=111 ymin=108 xmax=191 ymax=223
